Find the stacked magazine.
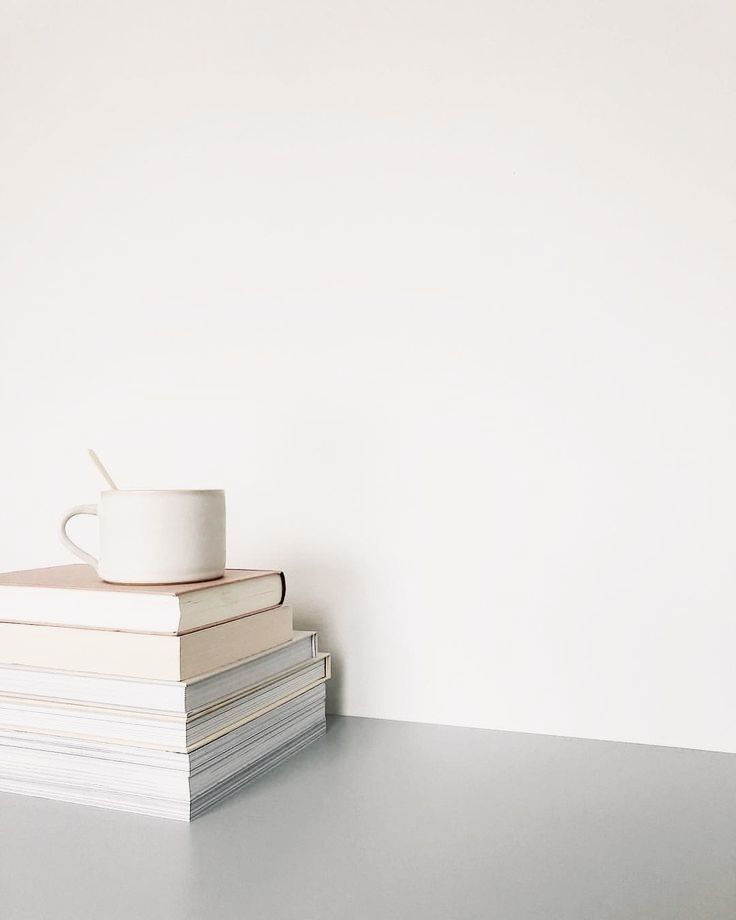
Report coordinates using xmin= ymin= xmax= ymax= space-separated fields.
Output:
xmin=0 ymin=565 xmax=329 ymax=820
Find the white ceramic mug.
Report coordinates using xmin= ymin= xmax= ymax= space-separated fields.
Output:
xmin=59 ymin=490 xmax=226 ymax=584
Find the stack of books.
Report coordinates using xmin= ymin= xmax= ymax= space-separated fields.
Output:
xmin=0 ymin=565 xmax=330 ymax=820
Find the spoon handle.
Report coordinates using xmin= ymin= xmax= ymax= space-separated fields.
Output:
xmin=87 ymin=448 xmax=119 ymax=490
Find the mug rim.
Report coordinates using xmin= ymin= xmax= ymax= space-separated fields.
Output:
xmin=101 ymin=489 xmax=224 ymax=495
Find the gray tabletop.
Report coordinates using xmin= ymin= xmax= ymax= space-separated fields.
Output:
xmin=1 ymin=715 xmax=734 ymax=920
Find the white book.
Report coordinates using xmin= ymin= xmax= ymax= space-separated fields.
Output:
xmin=0 ymin=631 xmax=318 ymax=712
xmin=0 ymin=684 xmax=327 ymax=821
xmin=0 ymin=654 xmax=331 ymax=752
xmin=0 ymin=564 xmax=285 ymax=634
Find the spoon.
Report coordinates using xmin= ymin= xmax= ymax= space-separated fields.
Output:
xmin=87 ymin=449 xmax=119 ymax=491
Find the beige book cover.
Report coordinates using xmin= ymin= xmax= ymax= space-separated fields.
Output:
xmin=0 ymin=605 xmax=294 ymax=680
xmin=0 ymin=565 xmax=281 ymax=594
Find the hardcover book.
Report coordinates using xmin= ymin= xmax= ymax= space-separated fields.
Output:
xmin=0 ymin=565 xmax=286 ymax=634
xmin=0 ymin=606 xmax=294 ymax=680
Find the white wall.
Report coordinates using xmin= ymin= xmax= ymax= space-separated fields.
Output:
xmin=2 ymin=0 xmax=735 ymax=752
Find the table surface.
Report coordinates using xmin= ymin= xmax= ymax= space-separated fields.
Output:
xmin=1 ymin=714 xmax=734 ymax=920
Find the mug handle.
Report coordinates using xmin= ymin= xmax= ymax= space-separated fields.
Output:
xmin=59 ymin=504 xmax=99 ymax=568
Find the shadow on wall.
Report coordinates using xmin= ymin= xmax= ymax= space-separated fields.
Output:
xmin=288 ymin=558 xmax=369 ymax=716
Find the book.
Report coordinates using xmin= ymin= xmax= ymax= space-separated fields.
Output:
xmin=0 ymin=684 xmax=327 ymax=821
xmin=0 ymin=654 xmax=330 ymax=751
xmin=0 ymin=605 xmax=293 ymax=680
xmin=0 ymin=564 xmax=285 ymax=634
xmin=0 ymin=631 xmax=318 ymax=712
